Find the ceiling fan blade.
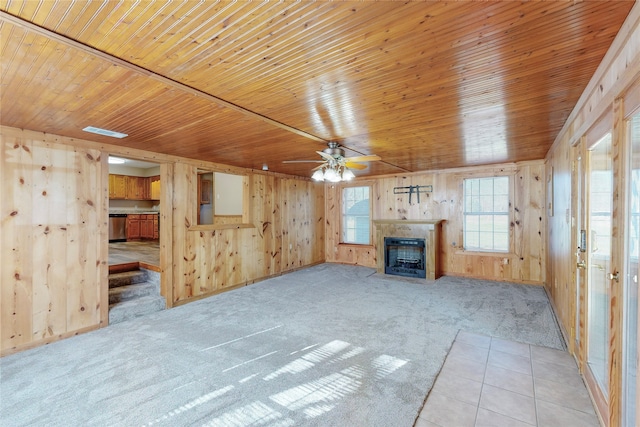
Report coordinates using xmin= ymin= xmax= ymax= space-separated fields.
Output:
xmin=345 ymin=161 xmax=368 ymax=170
xmin=344 ymin=155 xmax=381 ymax=162
xmin=316 ymin=151 xmax=337 ymax=162
xmin=282 ymin=160 xmax=325 ymax=164
xmin=311 ymin=163 xmax=327 ymax=171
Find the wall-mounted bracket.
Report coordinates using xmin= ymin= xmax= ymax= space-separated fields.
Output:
xmin=393 ymin=185 xmax=433 ymax=205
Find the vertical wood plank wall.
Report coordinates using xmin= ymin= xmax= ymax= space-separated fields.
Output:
xmin=545 ymin=4 xmax=640 ymax=426
xmin=0 ymin=127 xmax=325 ymax=354
xmin=325 ymin=161 xmax=547 ymax=285
xmin=1 ymin=127 xmax=108 ymax=354
xmin=171 ymin=170 xmax=324 ymax=304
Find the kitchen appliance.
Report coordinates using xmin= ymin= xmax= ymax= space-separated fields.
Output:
xmin=109 ymin=214 xmax=127 ymax=242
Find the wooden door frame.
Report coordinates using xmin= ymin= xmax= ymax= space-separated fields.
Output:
xmin=581 ymin=136 xmax=610 ymax=426
xmin=577 ymin=99 xmax=628 ymax=426
xmin=579 ymin=108 xmax=615 ymax=426
xmin=572 ymin=137 xmax=587 ymax=364
xmin=160 ymin=162 xmax=174 ymax=308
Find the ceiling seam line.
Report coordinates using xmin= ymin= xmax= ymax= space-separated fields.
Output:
xmin=0 ymin=9 xmax=326 ymax=144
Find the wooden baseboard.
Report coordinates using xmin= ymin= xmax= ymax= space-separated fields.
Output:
xmin=171 ymin=261 xmax=325 ymax=307
xmin=542 ymin=285 xmax=571 ymax=352
xmin=1 ymin=324 xmax=101 ymax=357
xmin=443 ymin=271 xmax=544 ymax=286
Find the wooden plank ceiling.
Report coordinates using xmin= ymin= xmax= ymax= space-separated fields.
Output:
xmin=0 ymin=1 xmax=634 ymax=178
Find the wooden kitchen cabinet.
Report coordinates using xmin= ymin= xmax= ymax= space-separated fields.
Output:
xmin=153 ymin=215 xmax=159 ymax=239
xmin=126 ymin=214 xmax=158 ymax=241
xmin=126 ymin=214 xmax=141 ymax=240
xmin=109 ymin=174 xmax=127 ymax=199
xmin=149 ymin=176 xmax=161 ymax=200
xmin=140 ymin=214 xmax=155 ymax=239
xmin=109 ymin=174 xmax=159 ymax=200
xmin=125 ymin=176 xmax=147 ymax=200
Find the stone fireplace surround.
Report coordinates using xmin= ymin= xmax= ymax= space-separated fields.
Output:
xmin=373 ymin=220 xmax=443 ymax=280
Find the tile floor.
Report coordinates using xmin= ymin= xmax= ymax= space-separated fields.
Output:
xmin=416 ymin=331 xmax=600 ymax=427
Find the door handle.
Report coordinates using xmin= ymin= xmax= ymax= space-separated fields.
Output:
xmin=575 ymin=247 xmax=586 ymax=269
xmin=608 ymin=272 xmax=619 ymax=282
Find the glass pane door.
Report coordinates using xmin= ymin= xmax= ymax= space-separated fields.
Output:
xmin=575 ymin=150 xmax=584 ymax=351
xmin=587 ymin=132 xmax=613 ymax=394
xmin=624 ymin=113 xmax=640 ymax=426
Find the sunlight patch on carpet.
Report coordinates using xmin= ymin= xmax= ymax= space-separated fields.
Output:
xmin=269 ymin=372 xmax=361 ymax=414
xmin=263 ymin=340 xmax=350 ymax=381
xmin=372 ymin=354 xmax=409 ymax=379
xmin=201 ymin=401 xmax=292 ymax=427
xmin=145 ymin=385 xmax=234 ymax=426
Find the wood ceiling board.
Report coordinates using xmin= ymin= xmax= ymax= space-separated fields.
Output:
xmin=0 ymin=1 xmax=635 ymax=178
xmin=0 ymin=20 xmax=324 ymax=174
xmin=219 ymin=2 xmax=624 ymax=145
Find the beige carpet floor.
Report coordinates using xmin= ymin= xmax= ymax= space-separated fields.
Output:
xmin=0 ymin=263 xmax=564 ymax=427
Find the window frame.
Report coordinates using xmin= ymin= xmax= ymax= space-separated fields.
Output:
xmin=462 ymin=175 xmax=512 ymax=253
xmin=340 ymin=184 xmax=373 ymax=246
xmin=190 ymin=168 xmax=253 ymax=231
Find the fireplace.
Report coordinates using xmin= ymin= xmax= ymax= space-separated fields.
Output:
xmin=374 ymin=220 xmax=443 ymax=280
xmin=384 ymin=237 xmax=426 ymax=279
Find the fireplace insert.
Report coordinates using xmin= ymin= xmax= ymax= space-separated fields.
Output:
xmin=384 ymin=237 xmax=426 ymax=278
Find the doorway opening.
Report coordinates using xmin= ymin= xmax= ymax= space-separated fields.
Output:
xmin=107 ymin=155 xmax=165 ymax=324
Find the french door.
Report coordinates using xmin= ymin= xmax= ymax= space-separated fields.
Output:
xmin=622 ymin=112 xmax=640 ymax=426
xmin=575 ymin=108 xmax=639 ymax=426
xmin=586 ymin=131 xmax=613 ymax=418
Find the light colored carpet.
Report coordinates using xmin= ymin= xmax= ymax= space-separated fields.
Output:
xmin=0 ymin=263 xmax=564 ymax=426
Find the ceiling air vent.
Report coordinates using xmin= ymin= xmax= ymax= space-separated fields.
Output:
xmin=82 ymin=126 xmax=128 ymax=139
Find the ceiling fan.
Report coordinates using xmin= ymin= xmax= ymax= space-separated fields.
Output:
xmin=283 ymin=142 xmax=381 ymax=182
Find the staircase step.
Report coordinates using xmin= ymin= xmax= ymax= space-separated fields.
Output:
xmin=109 ymin=295 xmax=166 ymax=325
xmin=109 ymin=270 xmax=147 ymax=288
xmin=109 ymin=282 xmax=158 ymax=304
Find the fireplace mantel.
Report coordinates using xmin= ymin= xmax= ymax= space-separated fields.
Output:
xmin=373 ymin=220 xmax=443 ymax=280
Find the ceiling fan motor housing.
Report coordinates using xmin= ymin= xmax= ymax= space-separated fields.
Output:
xmin=324 ymin=142 xmax=345 ymax=158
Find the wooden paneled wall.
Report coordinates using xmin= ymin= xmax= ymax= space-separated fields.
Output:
xmin=0 ymin=126 xmax=324 ymax=355
xmin=545 ymin=4 xmax=640 ymax=426
xmin=1 ymin=127 xmax=109 ymax=354
xmin=171 ymin=167 xmax=324 ymax=304
xmin=326 ymin=161 xmax=546 ymax=285
xmin=545 ymin=134 xmax=574 ymax=342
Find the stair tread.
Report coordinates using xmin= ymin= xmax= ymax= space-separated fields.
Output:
xmin=109 ymin=270 xmax=147 ymax=288
xmin=109 ymin=294 xmax=165 ymax=309
xmin=109 ymin=270 xmax=145 ymax=279
xmin=108 ymin=269 xmax=164 ymax=324
xmin=108 ymin=282 xmax=158 ymax=304
xmin=109 ymin=281 xmax=156 ymax=294
xmin=109 ymin=295 xmax=166 ymax=324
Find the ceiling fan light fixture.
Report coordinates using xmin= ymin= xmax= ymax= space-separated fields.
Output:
xmin=324 ymin=167 xmax=340 ymax=182
xmin=311 ymin=169 xmax=325 ymax=181
xmin=342 ymin=168 xmax=355 ymax=181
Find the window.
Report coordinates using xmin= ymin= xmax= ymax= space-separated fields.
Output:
xmin=342 ymin=186 xmax=371 ymax=244
xmin=196 ymin=170 xmax=245 ymax=226
xmin=463 ymin=176 xmax=509 ymax=252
